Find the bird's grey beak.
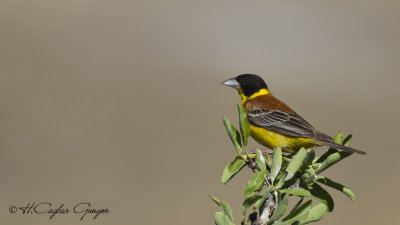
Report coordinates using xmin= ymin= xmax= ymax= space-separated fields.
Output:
xmin=222 ymin=78 xmax=239 ymax=88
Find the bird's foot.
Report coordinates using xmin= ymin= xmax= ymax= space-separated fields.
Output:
xmin=246 ymin=156 xmax=257 ymax=173
xmin=283 ymin=152 xmax=295 ymax=158
xmin=250 ymin=148 xmax=274 ymax=161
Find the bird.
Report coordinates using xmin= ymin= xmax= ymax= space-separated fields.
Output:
xmin=222 ymin=74 xmax=366 ymax=155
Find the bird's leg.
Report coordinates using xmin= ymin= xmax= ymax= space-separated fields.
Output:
xmin=246 ymin=155 xmax=257 ymax=173
xmin=260 ymin=149 xmax=274 ymax=159
xmin=250 ymin=148 xmax=274 ymax=160
xmin=246 ymin=148 xmax=274 ymax=173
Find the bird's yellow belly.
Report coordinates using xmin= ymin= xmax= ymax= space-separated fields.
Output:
xmin=249 ymin=125 xmax=317 ymax=153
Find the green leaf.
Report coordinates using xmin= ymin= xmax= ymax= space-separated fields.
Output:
xmin=267 ymin=193 xmax=289 ymax=224
xmin=314 ymin=150 xmax=351 ymax=174
xmin=279 ymin=188 xmax=311 ymax=197
xmin=237 ymin=104 xmax=250 ymax=147
xmin=255 ymin=149 xmax=267 ymax=171
xmin=300 ymin=173 xmax=314 ymax=185
xmin=254 ymin=186 xmax=272 ymax=211
xmin=244 ymin=170 xmax=266 ymax=198
xmin=289 ymin=197 xmax=304 ymax=213
xmin=298 ymin=204 xmax=328 ymax=225
xmin=314 ymin=133 xmax=353 ymax=173
xmin=272 ymin=222 xmax=286 ymax=225
xmin=214 ymin=211 xmax=235 ymax=225
xmin=271 ymin=147 xmax=282 ymax=183
xmin=282 ymin=200 xmax=312 ymax=224
xmin=210 ymin=195 xmax=222 ymax=206
xmin=302 ymin=148 xmax=315 ymax=170
xmin=316 ymin=176 xmax=355 ymax=200
xmin=309 ymin=183 xmax=334 ymax=212
xmin=274 ymin=171 xmax=288 ymax=189
xmin=222 ymin=116 xmax=242 ymax=155
xmin=221 ymin=156 xmax=246 ymax=184
xmin=343 ymin=134 xmax=353 ymax=146
xmin=284 ymin=148 xmax=306 ymax=181
xmin=242 ymin=194 xmax=263 ymax=216
xmin=221 ymin=202 xmax=234 ymax=223
xmin=210 ymin=196 xmax=234 ymax=224
xmin=334 ymin=131 xmax=344 ymax=144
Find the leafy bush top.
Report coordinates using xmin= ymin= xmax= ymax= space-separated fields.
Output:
xmin=211 ymin=105 xmax=357 ymax=225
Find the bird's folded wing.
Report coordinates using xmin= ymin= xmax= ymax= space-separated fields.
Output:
xmin=247 ymin=109 xmax=317 ymax=138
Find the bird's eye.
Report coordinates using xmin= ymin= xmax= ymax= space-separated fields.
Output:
xmin=244 ymin=78 xmax=249 ymax=83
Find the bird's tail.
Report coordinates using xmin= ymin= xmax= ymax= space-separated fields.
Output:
xmin=321 ymin=141 xmax=366 ymax=155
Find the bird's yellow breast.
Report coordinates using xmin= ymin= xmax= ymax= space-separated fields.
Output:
xmin=249 ymin=125 xmax=317 ymax=153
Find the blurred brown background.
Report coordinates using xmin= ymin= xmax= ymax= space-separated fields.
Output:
xmin=0 ymin=0 xmax=399 ymax=224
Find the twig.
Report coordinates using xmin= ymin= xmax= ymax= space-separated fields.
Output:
xmin=259 ymin=193 xmax=275 ymax=225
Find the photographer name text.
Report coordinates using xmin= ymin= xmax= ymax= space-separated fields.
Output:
xmin=9 ymin=202 xmax=109 ymax=220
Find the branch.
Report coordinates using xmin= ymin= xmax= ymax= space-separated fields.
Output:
xmin=259 ymin=194 xmax=275 ymax=225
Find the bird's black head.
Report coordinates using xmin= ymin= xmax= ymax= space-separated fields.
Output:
xmin=222 ymin=74 xmax=269 ymax=97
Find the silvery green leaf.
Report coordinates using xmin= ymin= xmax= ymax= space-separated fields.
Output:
xmin=255 ymin=148 xmax=267 ymax=171
xmin=221 ymin=202 xmax=234 ymax=223
xmin=333 ymin=131 xmax=344 ymax=144
xmin=289 ymin=197 xmax=304 ymax=213
xmin=222 ymin=116 xmax=242 ymax=155
xmin=302 ymin=148 xmax=315 ymax=170
xmin=316 ymin=176 xmax=355 ymax=200
xmin=254 ymin=186 xmax=272 ymax=211
xmin=309 ymin=183 xmax=334 ymax=212
xmin=284 ymin=148 xmax=306 ymax=181
xmin=237 ymin=104 xmax=250 ymax=147
xmin=315 ymin=133 xmax=353 ymax=173
xmin=242 ymin=194 xmax=263 ymax=217
xmin=272 ymin=222 xmax=286 ymax=225
xmin=267 ymin=193 xmax=289 ymax=224
xmin=298 ymin=204 xmax=328 ymax=225
xmin=210 ymin=195 xmax=222 ymax=206
xmin=271 ymin=147 xmax=282 ymax=183
xmin=210 ymin=196 xmax=235 ymax=224
xmin=221 ymin=157 xmax=246 ymax=184
xmin=214 ymin=212 xmax=235 ymax=225
xmin=315 ymin=150 xmax=351 ymax=174
xmin=282 ymin=200 xmax=312 ymax=224
xmin=244 ymin=170 xmax=267 ymax=198
xmin=343 ymin=134 xmax=353 ymax=146
xmin=279 ymin=188 xmax=311 ymax=197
